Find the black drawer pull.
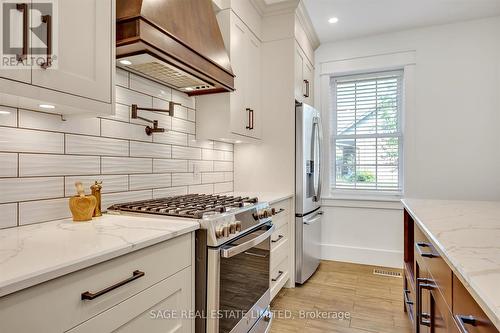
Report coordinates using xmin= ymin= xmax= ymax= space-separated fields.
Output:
xmin=272 ymin=270 xmax=284 ymax=282
xmin=416 ymin=242 xmax=439 ymax=258
xmin=417 ymin=278 xmax=436 ymax=327
xmin=272 ymin=208 xmax=285 ymax=216
xmin=81 ymin=270 xmax=145 ymax=300
xmin=271 ymin=235 xmax=284 ymax=243
xmin=455 ymin=314 xmax=476 ymax=333
xmin=403 ymin=289 xmax=413 ymax=305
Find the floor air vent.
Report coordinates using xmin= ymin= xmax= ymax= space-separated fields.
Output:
xmin=373 ymin=268 xmax=402 ymax=278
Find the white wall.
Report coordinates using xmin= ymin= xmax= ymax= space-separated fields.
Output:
xmin=316 ymin=16 xmax=500 ymax=267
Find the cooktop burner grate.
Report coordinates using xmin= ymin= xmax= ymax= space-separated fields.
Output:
xmin=108 ymin=194 xmax=259 ymax=219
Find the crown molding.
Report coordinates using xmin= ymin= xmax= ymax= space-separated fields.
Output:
xmin=296 ymin=1 xmax=320 ymax=50
xmin=250 ymin=0 xmax=300 ymax=17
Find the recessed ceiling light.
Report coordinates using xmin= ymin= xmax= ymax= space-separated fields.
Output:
xmin=39 ymin=104 xmax=55 ymax=109
xmin=235 ymin=140 xmax=242 ymax=144
xmin=185 ymin=87 xmax=194 ymax=91
xmin=328 ymin=17 xmax=339 ymax=24
xmin=119 ymin=59 xmax=132 ymax=66
xmin=0 ymin=110 xmax=10 ymax=115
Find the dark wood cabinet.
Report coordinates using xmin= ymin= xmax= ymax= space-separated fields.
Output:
xmin=403 ymin=209 xmax=498 ymax=333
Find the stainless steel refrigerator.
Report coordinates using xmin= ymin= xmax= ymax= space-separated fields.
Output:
xmin=295 ymin=102 xmax=323 ymax=284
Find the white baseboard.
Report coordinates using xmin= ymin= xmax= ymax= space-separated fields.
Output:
xmin=321 ymin=243 xmax=403 ymax=268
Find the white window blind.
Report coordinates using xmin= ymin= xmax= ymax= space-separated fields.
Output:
xmin=331 ymin=71 xmax=403 ymax=192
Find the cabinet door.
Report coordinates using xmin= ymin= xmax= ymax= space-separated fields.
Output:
xmin=66 ymin=267 xmax=193 ymax=333
xmin=0 ymin=1 xmax=31 ymax=83
xmin=294 ymin=47 xmax=304 ymax=102
xmin=303 ymin=59 xmax=314 ymax=106
xmin=229 ymin=15 xmax=249 ymax=137
xmin=31 ymin=0 xmax=113 ymax=103
xmin=453 ymin=275 xmax=497 ymax=333
xmin=245 ymin=32 xmax=262 ymax=139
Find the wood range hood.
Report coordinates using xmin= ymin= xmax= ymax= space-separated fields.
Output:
xmin=116 ymin=0 xmax=234 ymax=96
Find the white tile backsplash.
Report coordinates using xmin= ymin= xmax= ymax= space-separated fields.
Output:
xmin=101 ymin=119 xmax=152 ymax=142
xmin=0 ymin=203 xmax=17 ymax=229
xmin=0 ymin=127 xmax=64 ymax=153
xmin=188 ymin=184 xmax=214 ymax=194
xmin=172 ymin=146 xmax=202 ymax=160
xmin=19 ymin=154 xmax=100 ymax=177
xmin=65 ymin=175 xmax=129 ymax=196
xmin=130 ymin=141 xmax=171 ymax=159
xmin=153 ymin=159 xmax=188 ymax=173
xmin=130 ymin=173 xmax=171 ymax=190
xmin=153 ymin=186 xmax=187 ymax=198
xmin=0 ymin=106 xmax=17 ymax=127
xmin=101 ymin=157 xmax=152 ymax=174
xmin=19 ymin=110 xmax=100 ymax=136
xmin=172 ymin=173 xmax=202 ymax=186
xmin=172 ymin=117 xmax=196 ymax=134
xmin=153 ymin=130 xmax=188 ymax=146
xmin=0 ymin=71 xmax=233 ymax=228
xmin=19 ymin=198 xmax=70 ymax=226
xmin=0 ymin=153 xmax=18 ymax=177
xmin=0 ymin=177 xmax=63 ymax=203
xmin=102 ymin=190 xmax=153 ymax=211
xmin=214 ymin=182 xmax=233 ymax=194
xmin=214 ymin=161 xmax=233 ymax=172
xmin=116 ymin=85 xmax=152 ymax=107
xmin=66 ymin=134 xmax=129 ymax=156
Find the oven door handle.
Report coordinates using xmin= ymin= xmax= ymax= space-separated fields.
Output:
xmin=220 ymin=225 xmax=275 ymax=258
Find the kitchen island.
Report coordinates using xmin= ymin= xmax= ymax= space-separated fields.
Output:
xmin=402 ymin=199 xmax=500 ymax=332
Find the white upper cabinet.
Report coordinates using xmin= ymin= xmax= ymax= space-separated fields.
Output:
xmin=196 ymin=9 xmax=262 ymax=142
xmin=0 ymin=0 xmax=115 ymax=116
xmin=31 ymin=0 xmax=113 ymax=103
xmin=294 ymin=44 xmax=314 ymax=106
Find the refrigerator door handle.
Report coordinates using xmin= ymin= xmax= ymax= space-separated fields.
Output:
xmin=304 ymin=212 xmax=323 ymax=225
xmin=312 ymin=117 xmax=323 ymax=202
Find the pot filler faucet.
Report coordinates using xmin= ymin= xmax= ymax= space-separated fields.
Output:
xmin=131 ymin=101 xmax=180 ymax=135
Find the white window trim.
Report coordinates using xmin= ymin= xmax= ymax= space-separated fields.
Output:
xmin=318 ymin=50 xmax=416 ymax=200
xmin=331 ymin=70 xmax=404 ymax=193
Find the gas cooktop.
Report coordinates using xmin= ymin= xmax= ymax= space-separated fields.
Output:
xmin=107 ymin=194 xmax=259 ymax=219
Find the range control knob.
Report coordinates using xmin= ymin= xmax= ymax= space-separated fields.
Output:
xmin=215 ymin=225 xmax=224 ymax=238
xmin=271 ymin=208 xmax=276 ymax=215
xmin=235 ymin=221 xmax=242 ymax=232
xmin=222 ymin=225 xmax=230 ymax=238
xmin=229 ymin=222 xmax=237 ymax=234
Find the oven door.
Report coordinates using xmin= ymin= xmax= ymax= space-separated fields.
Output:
xmin=207 ymin=223 xmax=274 ymax=333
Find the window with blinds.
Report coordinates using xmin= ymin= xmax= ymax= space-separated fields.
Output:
xmin=331 ymin=71 xmax=403 ymax=192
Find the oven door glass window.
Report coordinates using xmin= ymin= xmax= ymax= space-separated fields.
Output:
xmin=219 ymin=225 xmax=271 ymax=333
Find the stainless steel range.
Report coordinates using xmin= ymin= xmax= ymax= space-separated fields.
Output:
xmin=108 ymin=194 xmax=276 ymax=333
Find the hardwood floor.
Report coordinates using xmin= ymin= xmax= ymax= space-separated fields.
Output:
xmin=270 ymin=260 xmax=413 ymax=333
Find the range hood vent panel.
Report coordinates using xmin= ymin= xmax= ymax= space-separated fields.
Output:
xmin=117 ymin=0 xmax=234 ymax=94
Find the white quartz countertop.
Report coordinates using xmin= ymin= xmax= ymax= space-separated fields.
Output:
xmin=402 ymin=199 xmax=500 ymax=330
xmin=0 ymin=214 xmax=199 ymax=298
xmin=230 ymin=192 xmax=293 ymax=205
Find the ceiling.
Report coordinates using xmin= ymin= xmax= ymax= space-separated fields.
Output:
xmin=303 ymin=0 xmax=500 ymax=43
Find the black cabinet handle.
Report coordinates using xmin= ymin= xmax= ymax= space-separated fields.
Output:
xmin=272 ymin=270 xmax=284 ymax=282
xmin=455 ymin=315 xmax=476 ymax=333
xmin=403 ymin=289 xmax=413 ymax=305
xmin=273 ymin=208 xmax=285 ymax=216
xmin=271 ymin=235 xmax=284 ymax=243
xmin=41 ymin=14 xmax=52 ymax=69
xmin=303 ymin=79 xmax=310 ymax=98
xmin=416 ymin=277 xmax=435 ymax=327
xmin=16 ymin=3 xmax=29 ymax=62
xmin=416 ymin=242 xmax=439 ymax=258
xmin=81 ymin=270 xmax=145 ymax=300
xmin=246 ymin=108 xmax=254 ymax=130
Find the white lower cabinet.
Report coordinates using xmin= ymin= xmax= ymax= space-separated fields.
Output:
xmin=269 ymin=198 xmax=293 ymax=300
xmin=67 ymin=267 xmax=192 ymax=333
xmin=0 ymin=233 xmax=194 ymax=333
